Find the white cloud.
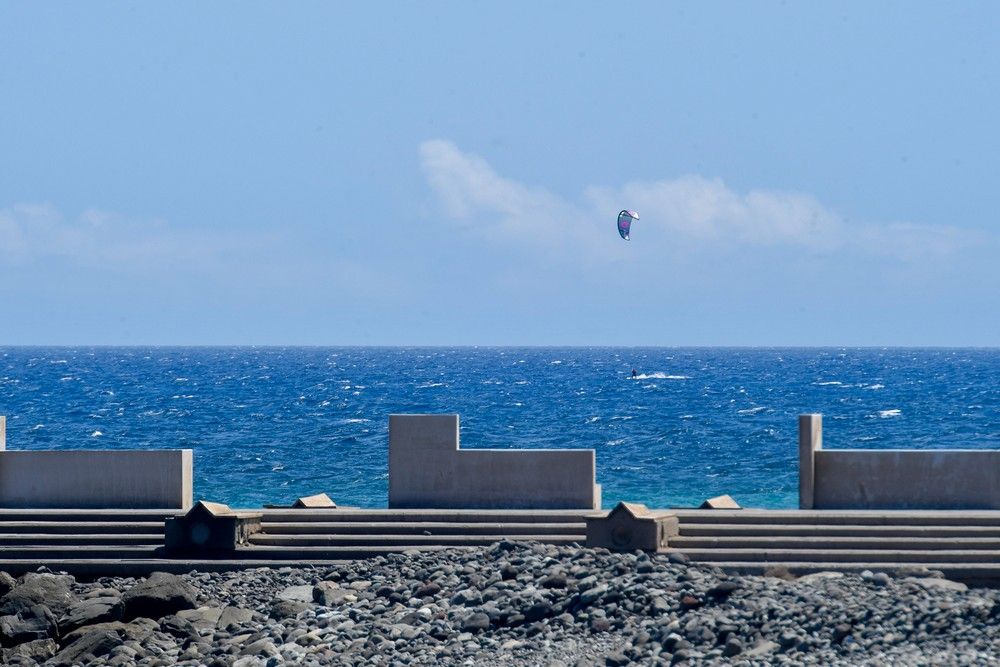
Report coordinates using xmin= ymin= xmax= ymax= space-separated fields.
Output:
xmin=0 ymin=204 xmax=220 ymax=268
xmin=420 ymin=139 xmax=974 ymax=261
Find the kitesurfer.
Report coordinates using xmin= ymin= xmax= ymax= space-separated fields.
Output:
xmin=631 ymin=368 xmax=637 ymax=379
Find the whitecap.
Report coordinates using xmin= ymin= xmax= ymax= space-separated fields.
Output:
xmin=550 ymin=360 xmax=562 ymax=365
xmin=737 ymin=406 xmax=768 ymax=415
xmin=515 ymin=380 xmax=529 ymax=385
xmin=878 ymin=409 xmax=901 ymax=418
xmin=90 ymin=430 xmax=103 ymax=437
xmin=586 ymin=416 xmax=600 ymax=423
xmin=815 ymin=381 xmax=843 ymax=386
xmin=30 ymin=424 xmax=44 ymax=431
xmin=416 ymin=382 xmax=445 ymax=389
xmin=866 ymin=384 xmax=885 ymax=390
xmin=340 ymin=418 xmax=369 ymax=424
xmin=634 ymin=372 xmax=689 ymax=380
xmin=679 ymin=415 xmax=694 ymax=420
xmin=605 ymin=438 xmax=626 ymax=447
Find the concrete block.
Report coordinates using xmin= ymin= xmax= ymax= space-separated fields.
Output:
xmin=585 ymin=502 xmax=678 ymax=552
xmin=165 ymin=501 xmax=262 ymax=553
xmin=700 ymin=495 xmax=741 ymax=509
xmin=388 ymin=414 xmax=600 ymax=510
xmin=0 ymin=416 xmax=5 ymax=451
xmin=292 ymin=493 xmax=337 ymax=509
xmin=0 ymin=450 xmax=193 ymax=509
xmin=798 ymin=414 xmax=822 ymax=510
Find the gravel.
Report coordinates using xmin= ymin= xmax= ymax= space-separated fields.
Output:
xmin=2 ymin=542 xmax=999 ymax=665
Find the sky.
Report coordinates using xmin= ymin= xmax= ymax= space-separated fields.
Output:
xmin=1 ymin=2 xmax=998 ymax=346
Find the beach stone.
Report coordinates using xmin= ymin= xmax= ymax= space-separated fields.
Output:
xmin=159 ymin=614 xmax=199 ymax=641
xmin=241 ymin=638 xmax=280 ymax=657
xmin=723 ymin=637 xmax=743 ymax=657
xmin=414 ymin=582 xmax=441 ymax=597
xmin=59 ymin=596 xmax=124 ymax=634
xmin=269 ymin=599 xmax=310 ymax=619
xmin=276 ymin=585 xmax=313 ymax=603
xmin=122 ymin=572 xmax=197 ymax=620
xmin=0 ymin=573 xmax=15 ymax=597
xmin=61 ymin=618 xmax=158 ymax=646
xmin=177 ymin=606 xmax=224 ymax=630
xmin=903 ymin=577 xmax=968 ymax=592
xmin=1 ymin=637 xmax=57 ymax=663
xmin=49 ymin=630 xmax=121 ymax=667
xmin=218 ymin=605 xmax=254 ymax=630
xmin=0 ymin=573 xmax=77 ymax=616
xmin=313 ymin=582 xmax=357 ymax=606
xmin=461 ymin=612 xmax=490 ymax=633
xmin=0 ymin=604 xmax=57 ymax=646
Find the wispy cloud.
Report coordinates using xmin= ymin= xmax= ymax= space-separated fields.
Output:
xmin=420 ymin=139 xmax=977 ymax=261
xmin=0 ymin=203 xmax=227 ymax=269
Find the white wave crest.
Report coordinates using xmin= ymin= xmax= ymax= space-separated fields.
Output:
xmin=878 ymin=409 xmax=901 ymax=418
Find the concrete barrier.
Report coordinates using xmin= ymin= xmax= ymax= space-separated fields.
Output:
xmin=0 ymin=416 xmax=193 ymax=509
xmin=389 ymin=414 xmax=601 ymax=510
xmin=800 ymin=413 xmax=1000 ymax=510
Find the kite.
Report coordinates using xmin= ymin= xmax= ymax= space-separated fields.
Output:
xmin=617 ymin=210 xmax=639 ymax=240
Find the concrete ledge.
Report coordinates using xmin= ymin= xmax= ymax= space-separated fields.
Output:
xmin=0 ymin=450 xmax=193 ymax=509
xmin=801 ymin=414 xmax=1000 ymax=510
xmin=389 ymin=414 xmax=601 ymax=510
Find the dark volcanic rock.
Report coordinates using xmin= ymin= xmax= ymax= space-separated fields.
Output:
xmin=0 ymin=604 xmax=57 ymax=647
xmin=48 ymin=630 xmax=121 ymax=667
xmin=58 ymin=596 xmax=124 ymax=634
xmin=0 ymin=573 xmax=77 ymax=616
xmin=121 ymin=571 xmax=197 ymax=620
xmin=0 ymin=638 xmax=57 ymax=663
xmin=461 ymin=612 xmax=491 ymax=633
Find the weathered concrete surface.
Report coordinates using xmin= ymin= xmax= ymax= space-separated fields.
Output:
xmin=815 ymin=449 xmax=1000 ymax=510
xmin=0 ymin=416 xmax=5 ymax=451
xmin=0 ymin=450 xmax=192 ymax=509
xmin=798 ymin=414 xmax=821 ymax=510
xmin=164 ymin=501 xmax=262 ymax=553
xmin=388 ymin=414 xmax=600 ymax=510
xmin=586 ymin=502 xmax=678 ymax=551
xmin=799 ymin=413 xmax=1000 ymax=510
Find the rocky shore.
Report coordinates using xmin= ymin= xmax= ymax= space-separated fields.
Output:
xmin=0 ymin=541 xmax=997 ymax=665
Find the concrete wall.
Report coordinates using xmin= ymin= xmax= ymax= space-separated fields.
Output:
xmin=0 ymin=449 xmax=193 ymax=509
xmin=389 ymin=414 xmax=601 ymax=510
xmin=800 ymin=413 xmax=1000 ymax=510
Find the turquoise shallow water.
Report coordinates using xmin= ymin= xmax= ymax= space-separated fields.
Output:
xmin=0 ymin=347 xmax=996 ymax=509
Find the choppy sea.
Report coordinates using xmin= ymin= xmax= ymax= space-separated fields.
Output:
xmin=0 ymin=347 xmax=996 ymax=509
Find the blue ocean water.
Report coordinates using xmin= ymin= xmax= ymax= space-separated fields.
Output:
xmin=0 ymin=347 xmax=996 ymax=509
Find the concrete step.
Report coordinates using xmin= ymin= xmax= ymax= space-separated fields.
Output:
xmin=0 ymin=534 xmax=163 ymax=546
xmin=676 ymin=548 xmax=1000 ymax=564
xmin=0 ymin=546 xmax=163 ymax=559
xmin=0 ymin=559 xmax=352 ymax=578
xmin=234 ymin=545 xmax=469 ymax=560
xmin=673 ymin=510 xmax=1000 ymax=526
xmin=0 ymin=510 xmax=174 ymax=521
xmin=679 ymin=523 xmax=1000 ymax=538
xmin=249 ymin=534 xmax=581 ymax=547
xmin=259 ymin=509 xmax=590 ymax=524
xmin=0 ymin=522 xmax=164 ymax=535
xmin=672 ymin=536 xmax=1000 ymax=550
xmin=261 ymin=521 xmax=585 ymax=536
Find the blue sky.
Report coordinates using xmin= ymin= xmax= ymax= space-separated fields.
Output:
xmin=1 ymin=2 xmax=998 ymax=345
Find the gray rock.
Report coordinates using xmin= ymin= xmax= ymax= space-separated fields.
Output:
xmin=48 ymin=630 xmax=121 ymax=667
xmin=1 ymin=637 xmax=57 ymax=663
xmin=121 ymin=572 xmax=197 ymax=620
xmin=0 ymin=573 xmax=15 ymax=598
xmin=0 ymin=573 xmax=77 ymax=617
xmin=241 ymin=638 xmax=280 ymax=657
xmin=461 ymin=612 xmax=490 ymax=633
xmin=58 ymin=596 xmax=124 ymax=634
xmin=60 ymin=618 xmax=158 ymax=646
xmin=903 ymin=577 xmax=968 ymax=592
xmin=0 ymin=604 xmax=56 ymax=647
xmin=313 ymin=581 xmax=357 ymax=606
xmin=218 ymin=606 xmax=254 ymax=630
xmin=277 ymin=585 xmax=313 ymax=603
xmin=159 ymin=614 xmax=199 ymax=641
xmin=177 ymin=606 xmax=223 ymax=630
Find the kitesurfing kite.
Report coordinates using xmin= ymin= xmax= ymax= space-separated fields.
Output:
xmin=617 ymin=210 xmax=639 ymax=240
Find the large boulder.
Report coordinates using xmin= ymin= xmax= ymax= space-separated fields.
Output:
xmin=0 ymin=638 xmax=57 ymax=663
xmin=58 ymin=596 xmax=124 ymax=635
xmin=121 ymin=572 xmax=197 ymax=620
xmin=0 ymin=604 xmax=57 ymax=647
xmin=60 ymin=618 xmax=157 ymax=647
xmin=0 ymin=573 xmax=77 ymax=617
xmin=48 ymin=630 xmax=121 ymax=667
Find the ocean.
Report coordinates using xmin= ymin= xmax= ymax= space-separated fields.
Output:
xmin=0 ymin=347 xmax=996 ymax=509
